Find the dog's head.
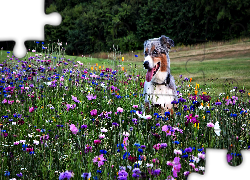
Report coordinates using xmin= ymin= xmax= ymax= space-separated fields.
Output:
xmin=143 ymin=35 xmax=174 ymax=83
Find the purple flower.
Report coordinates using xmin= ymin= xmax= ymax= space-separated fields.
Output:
xmin=185 ymin=147 xmax=192 ymax=153
xmin=16 ymin=172 xmax=23 ymax=177
xmin=132 ymin=168 xmax=141 ymax=174
xmin=81 ymin=125 xmax=87 ymax=129
xmin=161 ymin=143 xmax=168 ymax=148
xmin=81 ymin=172 xmax=91 ymax=179
xmin=59 ymin=170 xmax=74 ymax=180
xmin=215 ymin=102 xmax=222 ymax=105
xmin=227 ymin=154 xmax=233 ymax=162
xmin=178 ymin=97 xmax=186 ymax=103
xmin=72 ymin=95 xmax=80 ymax=103
xmin=86 ymin=94 xmax=97 ymax=100
xmin=132 ymin=173 xmax=140 ymax=178
xmin=112 ymin=122 xmax=119 ymax=127
xmin=118 ymin=170 xmax=128 ymax=180
xmin=199 ymin=94 xmax=211 ymax=102
xmin=153 ymin=169 xmax=161 ymax=176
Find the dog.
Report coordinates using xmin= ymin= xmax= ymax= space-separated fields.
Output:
xmin=143 ymin=35 xmax=177 ymax=115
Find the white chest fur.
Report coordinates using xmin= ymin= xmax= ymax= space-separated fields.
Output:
xmin=144 ymin=81 xmax=174 ymax=111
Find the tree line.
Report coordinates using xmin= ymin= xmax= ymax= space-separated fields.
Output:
xmin=1 ymin=0 xmax=249 ymax=55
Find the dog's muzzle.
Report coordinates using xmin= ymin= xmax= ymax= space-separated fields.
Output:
xmin=143 ymin=61 xmax=149 ymax=69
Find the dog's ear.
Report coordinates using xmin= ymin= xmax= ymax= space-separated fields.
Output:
xmin=160 ymin=35 xmax=174 ymax=49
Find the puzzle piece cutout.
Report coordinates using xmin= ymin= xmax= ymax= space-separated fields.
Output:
xmin=0 ymin=0 xmax=61 ymax=58
xmin=188 ymin=149 xmax=249 ymax=180
xmin=0 ymin=1 xmax=249 ymax=179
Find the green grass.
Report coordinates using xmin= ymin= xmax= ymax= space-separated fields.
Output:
xmin=1 ymin=47 xmax=249 ymax=97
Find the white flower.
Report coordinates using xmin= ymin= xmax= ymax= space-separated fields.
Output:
xmin=199 ymin=166 xmax=205 ymax=171
xmin=174 ymin=149 xmax=182 ymax=155
xmin=28 ymin=133 xmax=33 ymax=138
xmin=99 ymin=134 xmax=105 ymax=139
xmin=198 ymin=153 xmax=206 ymax=160
xmin=123 ymin=132 xmax=130 ymax=136
xmin=198 ymin=105 xmax=204 ymax=110
xmin=100 ymin=128 xmax=108 ymax=133
xmin=137 ymin=161 xmax=142 ymax=165
xmin=12 ymin=122 xmax=16 ymax=125
xmin=146 ymin=163 xmax=153 ymax=168
xmin=33 ymin=140 xmax=39 ymax=145
xmin=127 ymin=165 xmax=132 ymax=170
xmin=192 ymin=156 xmax=200 ymax=163
xmin=19 ymin=140 xmax=26 ymax=144
xmin=214 ymin=121 xmax=221 ymax=136
xmin=44 ymin=82 xmax=52 ymax=86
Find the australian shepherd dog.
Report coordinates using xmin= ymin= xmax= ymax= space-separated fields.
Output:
xmin=143 ymin=35 xmax=177 ymax=115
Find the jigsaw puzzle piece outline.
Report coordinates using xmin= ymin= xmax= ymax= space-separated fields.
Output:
xmin=0 ymin=0 xmax=61 ymax=58
xmin=188 ymin=149 xmax=250 ymax=180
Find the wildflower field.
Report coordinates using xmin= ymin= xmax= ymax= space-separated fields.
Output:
xmin=0 ymin=49 xmax=250 ymax=180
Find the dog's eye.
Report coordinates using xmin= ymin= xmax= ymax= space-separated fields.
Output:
xmin=153 ymin=49 xmax=158 ymax=54
xmin=145 ymin=51 xmax=148 ymax=56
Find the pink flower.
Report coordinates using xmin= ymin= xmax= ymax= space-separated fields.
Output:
xmin=14 ymin=141 xmax=19 ymax=145
xmin=169 ymin=157 xmax=181 ymax=178
xmin=90 ymin=109 xmax=97 ymax=116
xmin=94 ymin=139 xmax=101 ymax=145
xmin=70 ymin=124 xmax=78 ymax=134
xmin=29 ymin=107 xmax=35 ymax=113
xmin=8 ymin=100 xmax=14 ymax=104
xmin=207 ymin=122 xmax=214 ymax=127
xmin=92 ymin=154 xmax=106 ymax=167
xmin=189 ymin=163 xmax=195 ymax=169
xmin=2 ymin=99 xmax=7 ymax=103
xmin=153 ymin=143 xmax=161 ymax=151
xmin=117 ymin=107 xmax=123 ymax=113
xmin=123 ymin=137 xmax=128 ymax=150
xmin=132 ymin=105 xmax=138 ymax=108
xmin=66 ymin=104 xmax=76 ymax=111
xmin=162 ymin=125 xmax=172 ymax=136
xmin=167 ymin=161 xmax=174 ymax=166
xmin=166 ymin=176 xmax=175 ymax=180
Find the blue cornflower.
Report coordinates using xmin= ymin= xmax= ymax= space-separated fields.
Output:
xmin=100 ymin=150 xmax=107 ymax=154
xmin=4 ymin=171 xmax=10 ymax=176
xmin=138 ymin=148 xmax=143 ymax=153
xmin=134 ymin=163 xmax=140 ymax=168
xmin=230 ymin=113 xmax=237 ymax=117
xmin=134 ymin=143 xmax=140 ymax=147
xmin=176 ymin=112 xmax=181 ymax=116
xmin=174 ymin=141 xmax=180 ymax=144
xmin=181 ymin=154 xmax=188 ymax=158
xmin=123 ymin=152 xmax=130 ymax=160
xmin=165 ymin=112 xmax=170 ymax=116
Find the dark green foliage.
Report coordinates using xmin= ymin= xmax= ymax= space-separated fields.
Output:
xmin=3 ymin=0 xmax=250 ymax=52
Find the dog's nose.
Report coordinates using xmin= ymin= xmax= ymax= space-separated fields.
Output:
xmin=143 ymin=61 xmax=149 ymax=69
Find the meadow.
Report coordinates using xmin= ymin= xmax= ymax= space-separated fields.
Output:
xmin=0 ymin=40 xmax=249 ymax=179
